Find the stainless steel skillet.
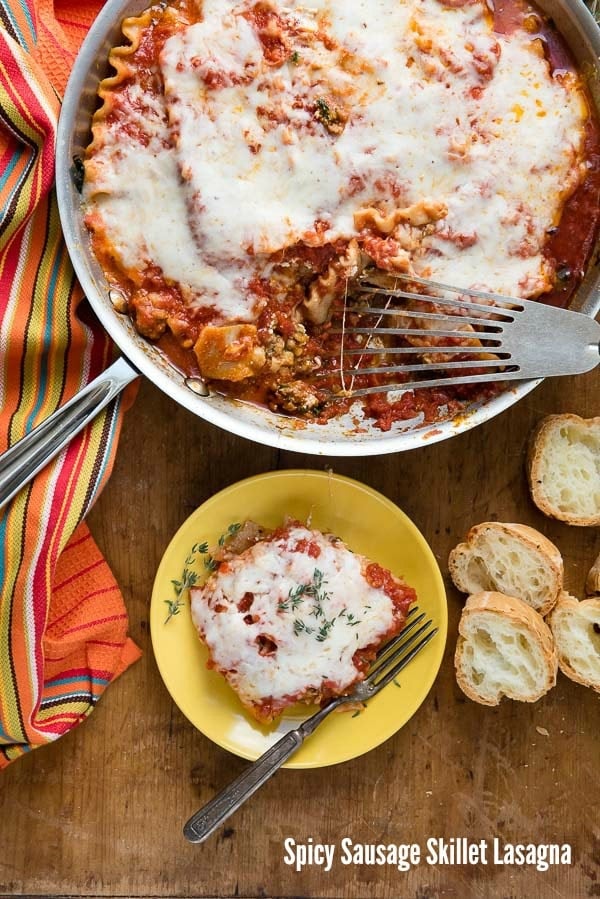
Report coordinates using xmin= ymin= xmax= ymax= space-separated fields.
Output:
xmin=1 ymin=0 xmax=599 ymax=510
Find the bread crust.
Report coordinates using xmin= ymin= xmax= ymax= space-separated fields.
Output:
xmin=455 ymin=591 xmax=558 ymax=705
xmin=585 ymin=551 xmax=600 ymax=596
xmin=527 ymin=414 xmax=600 ymax=527
xmin=547 ymin=591 xmax=600 ymax=692
xmin=448 ymin=521 xmax=563 ymax=616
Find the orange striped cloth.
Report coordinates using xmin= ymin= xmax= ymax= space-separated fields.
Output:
xmin=0 ymin=0 xmax=140 ymax=768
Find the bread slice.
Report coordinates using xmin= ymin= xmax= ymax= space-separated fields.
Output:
xmin=586 ymin=551 xmax=600 ymax=596
xmin=527 ymin=414 xmax=600 ymax=526
xmin=448 ymin=522 xmax=563 ymax=616
xmin=547 ymin=592 xmax=600 ymax=692
xmin=455 ymin=591 xmax=558 ymax=705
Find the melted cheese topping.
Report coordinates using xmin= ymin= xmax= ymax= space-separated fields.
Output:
xmin=85 ymin=0 xmax=588 ymax=321
xmin=190 ymin=525 xmax=404 ymax=711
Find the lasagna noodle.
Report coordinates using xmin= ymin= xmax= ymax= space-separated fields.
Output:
xmin=87 ymin=9 xmax=160 ymax=161
xmin=84 ymin=3 xmax=246 ymax=335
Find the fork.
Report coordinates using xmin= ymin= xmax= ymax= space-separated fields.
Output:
xmin=319 ymin=272 xmax=600 ymax=396
xmin=183 ymin=605 xmax=437 ymax=844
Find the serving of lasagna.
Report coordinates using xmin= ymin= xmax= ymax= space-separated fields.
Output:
xmin=83 ymin=0 xmax=599 ymax=429
xmin=189 ymin=520 xmax=416 ymax=722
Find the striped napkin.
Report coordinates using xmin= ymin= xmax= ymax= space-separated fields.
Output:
xmin=0 ymin=0 xmax=140 ymax=768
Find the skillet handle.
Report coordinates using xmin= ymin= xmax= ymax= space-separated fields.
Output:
xmin=0 ymin=357 xmax=139 ymax=513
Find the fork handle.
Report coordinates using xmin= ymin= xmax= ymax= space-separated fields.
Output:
xmin=183 ymin=702 xmax=339 ymax=843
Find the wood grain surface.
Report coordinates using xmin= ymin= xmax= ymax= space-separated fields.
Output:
xmin=0 ymin=370 xmax=598 ymax=899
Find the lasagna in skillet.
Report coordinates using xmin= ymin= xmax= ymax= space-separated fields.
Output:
xmin=189 ymin=520 xmax=416 ymax=722
xmin=83 ymin=0 xmax=600 ymax=429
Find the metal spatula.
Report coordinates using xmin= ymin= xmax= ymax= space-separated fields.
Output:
xmin=317 ymin=273 xmax=600 ymax=397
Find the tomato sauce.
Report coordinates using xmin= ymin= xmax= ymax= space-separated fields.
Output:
xmin=365 ymin=563 xmax=417 ymax=612
xmin=492 ymin=0 xmax=600 ymax=309
xmin=291 ymin=538 xmax=321 ymax=558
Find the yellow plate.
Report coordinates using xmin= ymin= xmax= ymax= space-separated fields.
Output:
xmin=150 ymin=470 xmax=447 ymax=768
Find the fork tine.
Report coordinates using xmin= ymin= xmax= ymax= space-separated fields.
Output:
xmin=366 ymin=614 xmax=428 ymax=682
xmin=376 ymin=603 xmax=419 ymax=644
xmin=370 ymin=606 xmax=425 ymax=656
xmin=367 ymin=610 xmax=422 ymax=667
xmin=369 ymin=623 xmax=438 ymax=693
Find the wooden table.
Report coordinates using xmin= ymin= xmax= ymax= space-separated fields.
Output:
xmin=0 ymin=370 xmax=598 ymax=899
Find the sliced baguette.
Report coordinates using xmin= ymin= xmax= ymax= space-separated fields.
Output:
xmin=527 ymin=414 xmax=600 ymax=526
xmin=547 ymin=592 xmax=600 ymax=692
xmin=585 ymin=551 xmax=600 ymax=596
xmin=448 ymin=522 xmax=563 ymax=616
xmin=455 ymin=591 xmax=558 ymax=705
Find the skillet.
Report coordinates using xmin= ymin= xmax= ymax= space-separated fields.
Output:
xmin=0 ymin=0 xmax=599 ymax=508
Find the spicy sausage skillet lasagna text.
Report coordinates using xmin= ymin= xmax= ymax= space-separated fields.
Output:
xmin=83 ymin=0 xmax=600 ymax=430
xmin=189 ymin=520 xmax=416 ymax=722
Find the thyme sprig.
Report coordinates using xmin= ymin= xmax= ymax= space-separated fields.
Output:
xmin=164 ymin=563 xmax=200 ymax=623
xmin=218 ymin=522 xmax=242 ymax=546
xmin=186 ymin=542 xmax=208 ymax=563
xmin=164 ymin=523 xmax=240 ymax=624
xmin=315 ymin=619 xmax=335 ymax=643
xmin=278 ymin=588 xmax=305 ymax=613
xmin=293 ymin=619 xmax=315 ymax=636
xmin=279 ymin=568 xmax=365 ymax=643
xmin=204 ymin=522 xmax=242 ymax=573
xmin=278 ymin=567 xmax=328 ymax=613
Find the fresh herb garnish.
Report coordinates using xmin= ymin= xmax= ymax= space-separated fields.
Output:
xmin=280 ymin=568 xmax=365 ymax=642
xmin=293 ymin=618 xmax=314 ymax=636
xmin=186 ymin=542 xmax=208 ymax=564
xmin=164 ymin=562 xmax=199 ymax=623
xmin=170 ymin=568 xmax=199 ymax=593
xmin=281 ymin=568 xmax=351 ymax=643
xmin=218 ymin=522 xmax=242 ymax=546
xmin=164 ymin=527 xmax=235 ymax=624
xmin=290 ymin=50 xmax=299 ymax=64
xmin=313 ymin=97 xmax=347 ymax=134
xmin=278 ymin=584 xmax=306 ymax=613
xmin=315 ymin=97 xmax=331 ymax=122
xmin=315 ymin=620 xmax=335 ymax=642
